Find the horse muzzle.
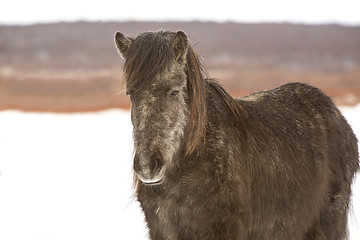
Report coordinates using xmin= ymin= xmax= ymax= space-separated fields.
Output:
xmin=133 ymin=152 xmax=166 ymax=185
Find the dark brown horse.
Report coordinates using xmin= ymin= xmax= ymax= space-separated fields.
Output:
xmin=114 ymin=30 xmax=359 ymax=239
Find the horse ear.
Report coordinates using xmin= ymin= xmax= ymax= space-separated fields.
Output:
xmin=114 ymin=32 xmax=133 ymax=58
xmin=172 ymin=31 xmax=188 ymax=64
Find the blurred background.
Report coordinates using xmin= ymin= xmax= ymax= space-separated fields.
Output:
xmin=0 ymin=0 xmax=360 ymax=239
xmin=0 ymin=0 xmax=360 ymax=111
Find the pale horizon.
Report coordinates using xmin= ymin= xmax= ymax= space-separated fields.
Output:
xmin=1 ymin=0 xmax=359 ymax=26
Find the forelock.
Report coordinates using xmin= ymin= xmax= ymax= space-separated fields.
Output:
xmin=124 ymin=31 xmax=176 ymax=93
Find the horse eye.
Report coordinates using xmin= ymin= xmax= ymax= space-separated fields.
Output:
xmin=170 ymin=90 xmax=179 ymax=96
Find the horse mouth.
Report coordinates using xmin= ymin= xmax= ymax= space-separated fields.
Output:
xmin=137 ymin=175 xmax=164 ymax=186
xmin=136 ymin=166 xmax=166 ymax=186
xmin=143 ymin=177 xmax=164 ymax=186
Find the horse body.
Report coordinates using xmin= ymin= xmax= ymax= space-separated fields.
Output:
xmin=237 ymin=83 xmax=358 ymax=239
xmin=114 ymin=30 xmax=359 ymax=239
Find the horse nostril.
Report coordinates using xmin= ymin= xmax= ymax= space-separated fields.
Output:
xmin=133 ymin=153 xmax=164 ymax=175
xmin=152 ymin=158 xmax=158 ymax=173
xmin=150 ymin=153 xmax=164 ymax=174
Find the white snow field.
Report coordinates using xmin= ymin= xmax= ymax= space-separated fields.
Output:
xmin=0 ymin=105 xmax=359 ymax=240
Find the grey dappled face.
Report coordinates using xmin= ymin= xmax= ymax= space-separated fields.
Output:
xmin=115 ymin=30 xmax=189 ymax=185
xmin=129 ymin=66 xmax=188 ymax=185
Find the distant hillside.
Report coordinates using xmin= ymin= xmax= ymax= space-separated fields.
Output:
xmin=0 ymin=21 xmax=359 ymax=112
xmin=1 ymin=21 xmax=360 ymax=70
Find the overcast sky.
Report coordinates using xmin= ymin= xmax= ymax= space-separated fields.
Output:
xmin=1 ymin=0 xmax=359 ymax=25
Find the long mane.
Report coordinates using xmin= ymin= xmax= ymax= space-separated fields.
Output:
xmin=184 ymin=46 xmax=207 ymax=155
xmin=184 ymin=45 xmax=245 ymax=155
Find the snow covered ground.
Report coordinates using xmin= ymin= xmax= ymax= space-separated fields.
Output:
xmin=0 ymin=105 xmax=359 ymax=240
